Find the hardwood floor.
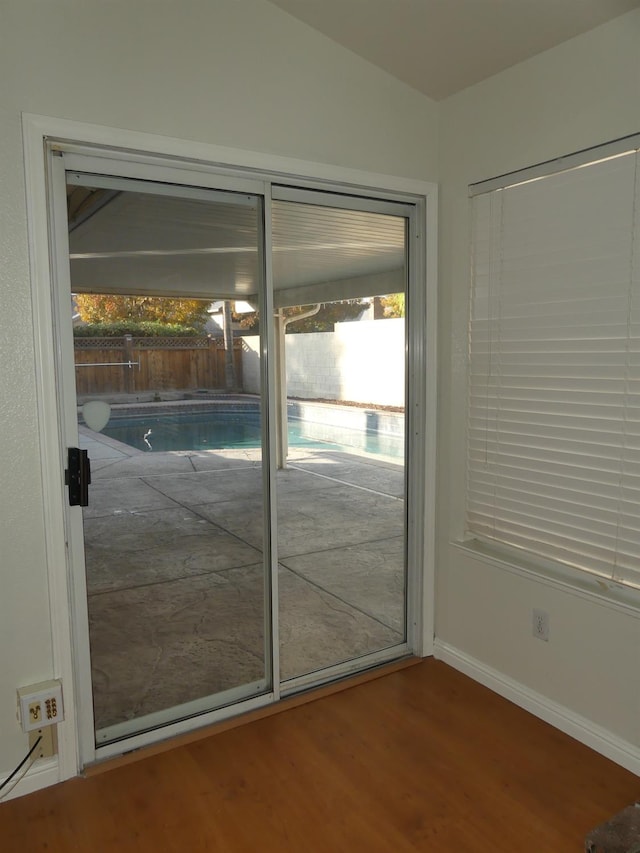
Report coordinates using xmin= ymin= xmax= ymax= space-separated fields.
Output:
xmin=1 ymin=660 xmax=637 ymax=851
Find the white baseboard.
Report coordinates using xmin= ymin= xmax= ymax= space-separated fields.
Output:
xmin=0 ymin=756 xmax=60 ymax=803
xmin=434 ymin=639 xmax=640 ymax=777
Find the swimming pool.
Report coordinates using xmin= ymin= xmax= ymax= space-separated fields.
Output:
xmin=97 ymin=403 xmax=404 ymax=458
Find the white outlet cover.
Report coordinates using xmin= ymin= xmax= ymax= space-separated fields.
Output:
xmin=532 ymin=608 xmax=550 ymax=641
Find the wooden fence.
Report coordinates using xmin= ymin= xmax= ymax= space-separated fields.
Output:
xmin=74 ymin=336 xmax=243 ymax=395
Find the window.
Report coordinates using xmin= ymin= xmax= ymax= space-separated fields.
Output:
xmin=466 ymin=142 xmax=640 ymax=590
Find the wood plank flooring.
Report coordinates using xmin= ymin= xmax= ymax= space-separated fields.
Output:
xmin=1 ymin=660 xmax=637 ymax=851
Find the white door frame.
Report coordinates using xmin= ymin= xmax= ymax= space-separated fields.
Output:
xmin=22 ymin=113 xmax=437 ymax=779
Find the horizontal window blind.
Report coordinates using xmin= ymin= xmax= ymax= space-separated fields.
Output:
xmin=467 ymin=150 xmax=640 ymax=589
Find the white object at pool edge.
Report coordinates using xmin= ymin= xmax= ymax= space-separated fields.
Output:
xmin=83 ymin=400 xmax=111 ymax=432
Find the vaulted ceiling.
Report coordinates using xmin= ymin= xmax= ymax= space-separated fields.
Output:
xmin=267 ymin=0 xmax=640 ymax=100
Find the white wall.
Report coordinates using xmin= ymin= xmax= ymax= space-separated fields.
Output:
xmin=438 ymin=10 xmax=640 ymax=766
xmin=241 ymin=337 xmax=262 ymax=395
xmin=242 ymin=319 xmax=404 ymax=405
xmin=286 ymin=319 xmax=405 ymax=406
xmin=0 ymin=0 xmax=438 ymax=785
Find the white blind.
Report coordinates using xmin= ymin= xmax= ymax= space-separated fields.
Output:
xmin=467 ymin=150 xmax=640 ymax=589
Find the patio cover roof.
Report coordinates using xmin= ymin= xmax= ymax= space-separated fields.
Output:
xmin=67 ymin=187 xmax=406 ymax=308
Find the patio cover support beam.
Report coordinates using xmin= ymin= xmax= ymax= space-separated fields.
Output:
xmin=275 ymin=310 xmax=288 ymax=470
xmin=274 ymin=304 xmax=321 ymax=468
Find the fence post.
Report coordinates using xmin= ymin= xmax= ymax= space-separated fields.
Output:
xmin=234 ymin=339 xmax=243 ymax=390
xmin=207 ymin=338 xmax=216 ymax=387
xmin=123 ymin=334 xmax=134 ymax=393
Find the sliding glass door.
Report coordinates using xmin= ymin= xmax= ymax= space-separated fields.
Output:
xmin=62 ymin=171 xmax=273 ymax=746
xmin=271 ymin=190 xmax=411 ymax=687
xmin=50 ymin=152 xmax=421 ymax=763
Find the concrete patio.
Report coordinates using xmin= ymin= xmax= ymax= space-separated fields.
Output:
xmin=79 ymin=426 xmax=406 ymax=735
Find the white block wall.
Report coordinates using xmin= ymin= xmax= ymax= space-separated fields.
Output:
xmin=240 ymin=337 xmax=261 ymax=395
xmin=241 ymin=318 xmax=405 ymax=406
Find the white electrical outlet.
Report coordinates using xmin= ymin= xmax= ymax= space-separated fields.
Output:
xmin=532 ymin=609 xmax=550 ymax=642
xmin=17 ymin=680 xmax=64 ymax=732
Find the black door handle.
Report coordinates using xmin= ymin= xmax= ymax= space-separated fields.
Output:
xmin=65 ymin=447 xmax=91 ymax=506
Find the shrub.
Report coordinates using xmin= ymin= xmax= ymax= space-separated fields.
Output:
xmin=73 ymin=321 xmax=203 ymax=338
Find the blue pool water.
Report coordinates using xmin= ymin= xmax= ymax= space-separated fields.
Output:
xmin=98 ymin=406 xmax=403 ymax=458
xmin=101 ymin=408 xmax=342 ymax=454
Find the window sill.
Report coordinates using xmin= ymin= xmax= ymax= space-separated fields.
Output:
xmin=450 ymin=538 xmax=640 ymax=616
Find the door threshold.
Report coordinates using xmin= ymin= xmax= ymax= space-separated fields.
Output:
xmin=83 ymin=655 xmax=423 ymax=778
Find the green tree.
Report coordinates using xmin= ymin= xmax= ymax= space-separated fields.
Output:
xmin=380 ymin=293 xmax=405 ymax=318
xmin=75 ymin=294 xmax=210 ymax=329
xmin=236 ymin=300 xmax=367 ymax=334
